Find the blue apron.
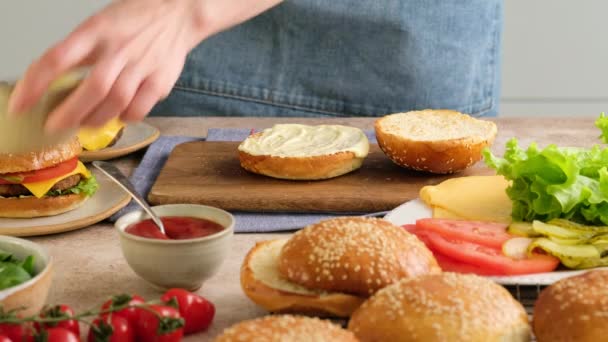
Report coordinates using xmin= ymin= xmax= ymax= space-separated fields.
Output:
xmin=151 ymin=0 xmax=503 ymax=117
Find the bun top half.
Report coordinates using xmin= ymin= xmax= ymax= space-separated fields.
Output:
xmin=348 ymin=272 xmax=531 ymax=342
xmin=278 ymin=217 xmax=440 ymax=296
xmin=0 ymin=137 xmax=81 ymax=174
xmin=214 ymin=315 xmax=359 ymax=342
xmin=534 ymin=270 xmax=608 ymax=342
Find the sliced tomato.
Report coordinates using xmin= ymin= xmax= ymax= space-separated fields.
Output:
xmin=434 ymin=252 xmax=502 ymax=276
xmin=0 ymin=158 xmax=78 ymax=184
xmin=424 ymin=231 xmax=559 ymax=275
xmin=416 ymin=218 xmax=511 ymax=249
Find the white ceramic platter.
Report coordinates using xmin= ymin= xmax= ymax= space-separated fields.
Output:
xmin=384 ymin=199 xmax=607 ymax=286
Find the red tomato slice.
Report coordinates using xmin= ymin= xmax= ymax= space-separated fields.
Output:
xmin=403 ymin=224 xmax=502 ymax=276
xmin=434 ymin=252 xmax=503 ymax=276
xmin=416 ymin=218 xmax=511 ymax=249
xmin=424 ymin=231 xmax=559 ymax=275
xmin=0 ymin=158 xmax=78 ymax=184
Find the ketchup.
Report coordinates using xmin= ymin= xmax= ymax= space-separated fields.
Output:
xmin=125 ymin=216 xmax=225 ymax=240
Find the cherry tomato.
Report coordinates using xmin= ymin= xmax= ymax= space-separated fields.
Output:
xmin=0 ymin=323 xmax=34 ymax=342
xmin=101 ymin=295 xmax=145 ymax=327
xmin=0 ymin=158 xmax=78 ymax=184
xmin=36 ymin=305 xmax=79 ymax=337
xmin=87 ymin=315 xmax=134 ymax=342
xmin=0 ymin=334 xmax=11 ymax=342
xmin=160 ymin=289 xmax=215 ymax=334
xmin=37 ymin=327 xmax=80 ymax=342
xmin=135 ymin=305 xmax=184 ymax=342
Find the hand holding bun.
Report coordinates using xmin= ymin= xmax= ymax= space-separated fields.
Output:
xmin=214 ymin=315 xmax=359 ymax=342
xmin=348 ymin=273 xmax=531 ymax=342
xmin=375 ymin=109 xmax=497 ymax=173
xmin=534 ymin=270 xmax=608 ymax=342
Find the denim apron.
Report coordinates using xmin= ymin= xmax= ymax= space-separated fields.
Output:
xmin=151 ymin=0 xmax=503 ymax=118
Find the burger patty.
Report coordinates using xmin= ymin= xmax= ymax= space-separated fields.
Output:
xmin=0 ymin=175 xmax=82 ymax=197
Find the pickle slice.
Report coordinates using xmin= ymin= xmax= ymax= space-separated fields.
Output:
xmin=532 ymin=221 xmax=594 ymax=240
xmin=507 ymin=222 xmax=539 ymax=237
xmin=528 ymin=238 xmax=600 ymax=269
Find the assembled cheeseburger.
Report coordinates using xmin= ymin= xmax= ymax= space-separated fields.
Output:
xmin=0 ymin=137 xmax=98 ymax=218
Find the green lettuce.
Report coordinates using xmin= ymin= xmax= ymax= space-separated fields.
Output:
xmin=483 ymin=113 xmax=608 ymax=225
xmin=47 ymin=174 xmax=99 ymax=197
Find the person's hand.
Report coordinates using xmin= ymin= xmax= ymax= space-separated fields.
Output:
xmin=8 ymin=0 xmax=282 ymax=132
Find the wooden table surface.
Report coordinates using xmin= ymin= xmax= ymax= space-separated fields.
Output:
xmin=29 ymin=116 xmax=598 ymax=341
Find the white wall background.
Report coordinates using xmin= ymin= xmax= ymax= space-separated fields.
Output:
xmin=1 ymin=1 xmax=606 ymax=117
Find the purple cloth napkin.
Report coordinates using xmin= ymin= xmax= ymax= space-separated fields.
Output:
xmin=110 ymin=128 xmax=377 ymax=232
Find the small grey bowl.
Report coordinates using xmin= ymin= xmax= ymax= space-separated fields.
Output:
xmin=115 ymin=204 xmax=234 ymax=291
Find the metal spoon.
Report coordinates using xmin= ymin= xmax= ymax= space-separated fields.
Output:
xmin=92 ymin=161 xmax=166 ymax=235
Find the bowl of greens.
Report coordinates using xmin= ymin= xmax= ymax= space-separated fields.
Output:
xmin=0 ymin=236 xmax=53 ymax=317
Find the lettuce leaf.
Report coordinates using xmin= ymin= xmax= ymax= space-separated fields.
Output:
xmin=484 ymin=114 xmax=608 ymax=225
xmin=46 ymin=174 xmax=99 ymax=197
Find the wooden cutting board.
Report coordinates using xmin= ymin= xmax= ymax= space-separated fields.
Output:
xmin=148 ymin=141 xmax=494 ymax=212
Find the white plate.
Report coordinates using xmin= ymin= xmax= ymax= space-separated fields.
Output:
xmin=0 ymin=169 xmax=131 ymax=236
xmin=80 ymin=122 xmax=160 ymax=162
xmin=384 ymin=198 xmax=606 ymax=286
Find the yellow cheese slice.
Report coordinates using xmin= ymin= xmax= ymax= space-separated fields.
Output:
xmin=420 ymin=175 xmax=513 ymax=223
xmin=78 ymin=117 xmax=125 ymax=151
xmin=432 ymin=206 xmax=468 ymax=220
xmin=22 ymin=161 xmax=91 ymax=198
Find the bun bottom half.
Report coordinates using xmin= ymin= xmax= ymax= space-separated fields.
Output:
xmin=241 ymin=240 xmax=365 ymax=317
xmin=238 ymin=151 xmax=364 ymax=180
xmin=0 ymin=194 xmax=88 ymax=218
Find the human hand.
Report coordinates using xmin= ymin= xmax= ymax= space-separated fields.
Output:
xmin=8 ymin=0 xmax=282 ymax=132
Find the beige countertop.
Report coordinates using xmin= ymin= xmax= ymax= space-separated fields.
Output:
xmin=28 ymin=116 xmax=598 ymax=341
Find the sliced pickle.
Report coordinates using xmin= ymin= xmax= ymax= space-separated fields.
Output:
xmin=532 ymin=221 xmax=594 ymax=240
xmin=548 ymin=235 xmax=589 ymax=245
xmin=507 ymin=222 xmax=539 ymax=237
xmin=548 ymin=218 xmax=608 ymax=233
xmin=528 ymin=238 xmax=600 ymax=268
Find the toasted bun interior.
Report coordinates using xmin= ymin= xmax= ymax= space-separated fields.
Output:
xmin=348 ymin=273 xmax=531 ymax=342
xmin=214 ymin=315 xmax=359 ymax=342
xmin=533 ymin=270 xmax=608 ymax=342
xmin=241 ymin=239 xmax=365 ymax=317
xmin=0 ymin=137 xmax=82 ymax=173
xmin=0 ymin=194 xmax=88 ymax=218
xmin=374 ymin=109 xmax=497 ymax=173
xmin=238 ymin=124 xmax=369 ymax=180
xmin=278 ymin=217 xmax=440 ymax=296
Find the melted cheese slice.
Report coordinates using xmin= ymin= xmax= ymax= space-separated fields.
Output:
xmin=420 ymin=175 xmax=512 ymax=223
xmin=238 ymin=124 xmax=369 ymax=158
xmin=78 ymin=117 xmax=125 ymax=151
xmin=23 ymin=161 xmax=91 ymax=198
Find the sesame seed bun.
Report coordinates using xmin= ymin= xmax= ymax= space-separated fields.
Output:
xmin=278 ymin=217 xmax=441 ymax=296
xmin=374 ymin=110 xmax=497 ymax=174
xmin=214 ymin=315 xmax=359 ymax=342
xmin=241 ymin=239 xmax=365 ymax=317
xmin=533 ymin=270 xmax=608 ymax=342
xmin=0 ymin=137 xmax=82 ymax=174
xmin=348 ymin=273 xmax=531 ymax=342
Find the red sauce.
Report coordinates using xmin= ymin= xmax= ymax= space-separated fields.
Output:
xmin=125 ymin=216 xmax=225 ymax=240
